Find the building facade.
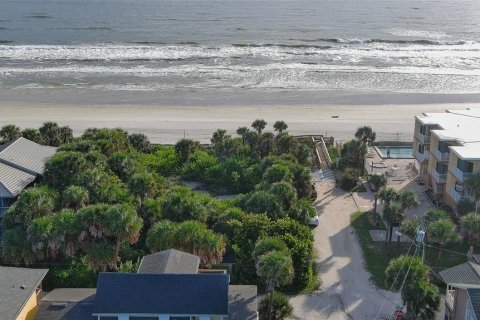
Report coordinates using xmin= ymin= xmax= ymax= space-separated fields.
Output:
xmin=413 ymin=109 xmax=480 ymax=212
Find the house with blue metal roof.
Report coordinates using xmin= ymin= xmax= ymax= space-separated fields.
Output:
xmin=440 ymin=261 xmax=480 ymax=320
xmin=35 ymin=249 xmax=258 ymax=320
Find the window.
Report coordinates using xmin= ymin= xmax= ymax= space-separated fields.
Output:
xmin=436 ymin=162 xmax=448 ymax=174
xmin=438 ymin=141 xmax=450 ymax=153
xmin=169 ymin=317 xmax=190 ymax=320
xmin=417 ymin=144 xmax=425 ymax=154
xmin=455 ymin=181 xmax=465 ymax=194
xmin=130 ymin=317 xmax=158 ymax=320
xmin=457 ymin=159 xmax=474 ymax=173
xmin=99 ymin=317 xmax=118 ymax=320
xmin=419 ymin=125 xmax=427 ymax=135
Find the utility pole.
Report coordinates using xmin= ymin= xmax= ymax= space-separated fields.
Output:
xmin=416 ymin=216 xmax=427 ymax=262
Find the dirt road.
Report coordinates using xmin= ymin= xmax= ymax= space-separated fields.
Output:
xmin=289 ymin=180 xmax=399 ymax=320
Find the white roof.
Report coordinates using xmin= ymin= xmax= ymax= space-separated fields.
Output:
xmin=0 ymin=137 xmax=57 ymax=198
xmin=416 ymin=108 xmax=480 ymax=160
xmin=0 ymin=162 xmax=36 ymax=197
xmin=0 ymin=137 xmax=56 ymax=175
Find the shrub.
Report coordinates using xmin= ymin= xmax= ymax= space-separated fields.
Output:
xmin=51 ymin=257 xmax=98 ymax=288
xmin=341 ymin=168 xmax=360 ymax=191
xmin=258 ymin=292 xmax=293 ymax=320
xmin=457 ymin=198 xmax=476 ymax=216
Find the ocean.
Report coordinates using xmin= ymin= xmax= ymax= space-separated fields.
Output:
xmin=1 ymin=0 xmax=480 ymax=105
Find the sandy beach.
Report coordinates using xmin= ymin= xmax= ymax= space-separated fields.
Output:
xmin=1 ymin=102 xmax=479 ymax=144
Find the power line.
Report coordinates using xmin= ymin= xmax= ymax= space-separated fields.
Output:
xmin=374 ymin=240 xmax=415 ymax=320
xmin=386 ymin=245 xmax=420 ymax=320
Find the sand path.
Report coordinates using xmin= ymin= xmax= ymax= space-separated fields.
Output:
xmin=289 ymin=180 xmax=399 ymax=320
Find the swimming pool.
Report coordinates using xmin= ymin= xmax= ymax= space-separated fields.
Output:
xmin=376 ymin=146 xmax=413 ymax=159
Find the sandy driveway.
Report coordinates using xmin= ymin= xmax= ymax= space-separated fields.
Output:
xmin=289 ymin=180 xmax=399 ymax=320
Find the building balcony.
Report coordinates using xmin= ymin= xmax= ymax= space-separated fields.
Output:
xmin=432 ymin=148 xmax=449 ymax=161
xmin=446 ymin=289 xmax=454 ymax=310
xmin=452 ymin=166 xmax=473 ymax=182
xmin=415 ymin=131 xmax=431 ymax=144
xmin=415 ymin=150 xmax=429 ymax=163
xmin=450 ymin=188 xmax=470 ymax=203
xmin=431 ymin=168 xmax=447 ymax=183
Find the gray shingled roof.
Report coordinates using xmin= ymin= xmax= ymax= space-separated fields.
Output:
xmin=0 ymin=137 xmax=56 ymax=176
xmin=0 ymin=162 xmax=36 ymax=197
xmin=468 ymin=288 xmax=480 ymax=319
xmin=229 ymin=285 xmax=258 ymax=320
xmin=36 ymin=289 xmax=96 ymax=320
xmin=439 ymin=262 xmax=480 ymax=285
xmin=137 ymin=249 xmax=200 ymax=274
xmin=0 ymin=266 xmax=48 ymax=320
xmin=93 ymin=273 xmax=229 ymax=316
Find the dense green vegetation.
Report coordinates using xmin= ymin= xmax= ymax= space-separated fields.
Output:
xmin=0 ymin=120 xmax=316 ymax=292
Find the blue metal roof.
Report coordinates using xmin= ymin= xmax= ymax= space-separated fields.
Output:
xmin=468 ymin=288 xmax=480 ymax=319
xmin=93 ymin=273 xmax=229 ymax=316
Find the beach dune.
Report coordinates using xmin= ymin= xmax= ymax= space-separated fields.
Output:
xmin=0 ymin=103 xmax=478 ymax=144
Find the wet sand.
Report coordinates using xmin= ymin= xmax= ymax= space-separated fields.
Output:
xmin=0 ymin=102 xmax=479 ymax=144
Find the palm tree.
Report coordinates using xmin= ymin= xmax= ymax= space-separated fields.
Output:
xmin=259 ymin=132 xmax=275 ymax=158
xmin=402 ymin=280 xmax=440 ymax=320
xmin=378 ymin=188 xmax=398 ymax=212
xmin=384 ymin=202 xmax=405 ymax=242
xmin=251 ymin=119 xmax=267 ymax=134
xmin=0 ymin=124 xmax=21 ymax=142
xmin=273 ymin=121 xmax=288 ymax=134
xmin=385 ymin=255 xmax=429 ymax=290
xmin=236 ymin=126 xmax=249 ymax=145
xmin=174 ymin=138 xmax=200 ymax=163
xmin=146 ymin=220 xmax=177 ymax=252
xmin=128 ymin=171 xmax=158 ymax=228
xmin=369 ymin=174 xmax=388 ymax=218
xmin=398 ymin=189 xmax=420 ymax=210
xmin=104 ymin=204 xmax=143 ymax=264
xmin=21 ymin=128 xmax=43 ymax=144
xmin=1 ymin=226 xmax=36 ymax=266
xmin=461 ymin=212 xmax=480 ymax=245
xmin=400 ymin=218 xmax=421 ymax=240
xmin=428 ymin=219 xmax=460 ymax=261
xmin=62 ymin=185 xmax=89 ymax=210
xmin=128 ymin=133 xmax=151 ymax=152
xmin=252 ymin=237 xmax=289 ymax=263
xmin=354 ymin=126 xmax=376 ymax=145
xmin=85 ymin=241 xmax=118 ymax=271
xmin=340 ymin=139 xmax=368 ymax=170
xmin=466 ymin=171 xmax=480 ymax=213
xmin=256 ymin=251 xmax=294 ymax=320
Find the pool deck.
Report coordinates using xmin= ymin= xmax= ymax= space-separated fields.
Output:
xmin=357 ymin=146 xmax=433 ymax=219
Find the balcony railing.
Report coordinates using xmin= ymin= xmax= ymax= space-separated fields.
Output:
xmin=415 ymin=150 xmax=429 ymax=163
xmin=415 ymin=131 xmax=431 ymax=144
xmin=450 ymin=188 xmax=470 ymax=203
xmin=446 ymin=289 xmax=454 ymax=310
xmin=452 ymin=166 xmax=473 ymax=182
xmin=431 ymin=168 xmax=447 ymax=183
xmin=432 ymin=148 xmax=449 ymax=161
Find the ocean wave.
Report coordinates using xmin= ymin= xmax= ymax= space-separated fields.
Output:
xmin=232 ymin=43 xmax=332 ymax=49
xmin=303 ymin=38 xmax=474 ymax=46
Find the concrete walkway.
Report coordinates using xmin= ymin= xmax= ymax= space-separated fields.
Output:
xmin=289 ymin=180 xmax=399 ymax=320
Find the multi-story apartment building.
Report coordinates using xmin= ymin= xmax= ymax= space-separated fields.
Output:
xmin=413 ymin=109 xmax=480 ymax=211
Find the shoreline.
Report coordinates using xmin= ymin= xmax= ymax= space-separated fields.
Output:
xmin=1 ymin=102 xmax=480 ymax=144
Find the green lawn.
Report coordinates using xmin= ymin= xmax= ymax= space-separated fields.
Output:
xmin=351 ymin=212 xmax=410 ymax=289
xmin=351 ymin=211 xmax=469 ymax=289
